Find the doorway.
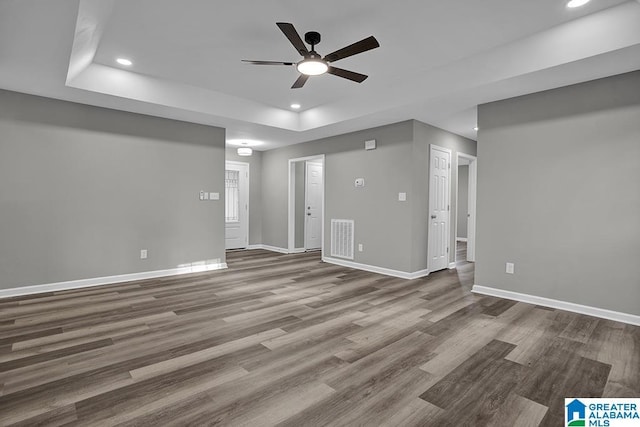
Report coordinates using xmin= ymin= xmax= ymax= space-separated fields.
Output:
xmin=288 ymin=155 xmax=325 ymax=254
xmin=428 ymin=145 xmax=452 ymax=272
xmin=225 ymin=161 xmax=249 ymax=249
xmin=456 ymin=153 xmax=477 ymax=262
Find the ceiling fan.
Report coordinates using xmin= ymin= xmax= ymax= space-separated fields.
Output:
xmin=242 ymin=22 xmax=380 ymax=89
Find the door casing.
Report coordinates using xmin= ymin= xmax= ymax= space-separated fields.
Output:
xmin=225 ymin=161 xmax=249 ymax=250
xmin=288 ymin=155 xmax=325 ymax=255
xmin=456 ymin=153 xmax=477 ymax=262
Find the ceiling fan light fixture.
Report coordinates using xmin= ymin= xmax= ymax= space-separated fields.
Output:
xmin=297 ymin=59 xmax=328 ymax=76
xmin=237 ymin=147 xmax=253 ymax=156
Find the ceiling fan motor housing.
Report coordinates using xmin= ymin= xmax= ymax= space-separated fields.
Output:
xmin=304 ymin=31 xmax=321 ymax=47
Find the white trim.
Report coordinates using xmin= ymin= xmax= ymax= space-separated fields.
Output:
xmin=225 ymin=160 xmax=250 ymax=250
xmin=323 ymin=256 xmax=429 ymax=280
xmin=448 ymin=262 xmax=456 ymax=269
xmin=288 ymin=155 xmax=325 ymax=256
xmin=291 ymin=248 xmax=306 ymax=254
xmin=0 ymin=263 xmax=228 ymax=300
xmin=457 ymin=152 xmax=477 ymax=263
xmin=472 ymin=285 xmax=640 ymax=326
xmin=456 ymin=237 xmax=468 ymax=242
xmin=246 ymin=244 xmax=289 ymax=254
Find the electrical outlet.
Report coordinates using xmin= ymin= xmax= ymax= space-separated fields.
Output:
xmin=506 ymin=262 xmax=514 ymax=274
xmin=358 ymin=243 xmax=364 ymax=252
xmin=140 ymin=249 xmax=148 ymax=259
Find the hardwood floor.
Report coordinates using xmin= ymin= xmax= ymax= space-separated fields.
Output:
xmin=0 ymin=250 xmax=638 ymax=426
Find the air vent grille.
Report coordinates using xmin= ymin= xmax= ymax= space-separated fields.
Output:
xmin=330 ymin=219 xmax=354 ymax=260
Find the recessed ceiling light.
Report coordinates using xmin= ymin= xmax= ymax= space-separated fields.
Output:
xmin=566 ymin=0 xmax=590 ymax=8
xmin=227 ymin=139 xmax=264 ymax=147
xmin=291 ymin=103 xmax=301 ymax=109
xmin=116 ymin=58 xmax=132 ymax=66
xmin=474 ymin=126 xmax=479 ymax=131
xmin=237 ymin=147 xmax=253 ymax=156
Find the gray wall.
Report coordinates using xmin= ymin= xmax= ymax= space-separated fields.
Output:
xmin=457 ymin=165 xmax=469 ymax=239
xmin=262 ymin=121 xmax=415 ymax=271
xmin=261 ymin=120 xmax=476 ymax=273
xmin=476 ymin=70 xmax=640 ymax=316
xmin=225 ymin=148 xmax=262 ymax=245
xmin=0 ymin=90 xmax=226 ymax=290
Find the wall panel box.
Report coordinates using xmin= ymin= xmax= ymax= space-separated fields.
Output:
xmin=364 ymin=139 xmax=376 ymax=150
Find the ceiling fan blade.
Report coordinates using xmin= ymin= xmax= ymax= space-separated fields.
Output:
xmin=323 ymin=36 xmax=379 ymax=63
xmin=242 ymin=60 xmax=295 ymax=66
xmin=327 ymin=66 xmax=368 ymax=83
xmin=276 ymin=22 xmax=309 ymax=56
xmin=291 ymin=74 xmax=310 ymax=89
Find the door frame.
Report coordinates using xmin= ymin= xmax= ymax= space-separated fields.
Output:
xmin=428 ymin=144 xmax=452 ymax=272
xmin=288 ymin=155 xmax=325 ymax=256
xmin=455 ymin=153 xmax=477 ymax=262
xmin=304 ymin=160 xmax=323 ymax=251
xmin=225 ymin=160 xmax=250 ymax=249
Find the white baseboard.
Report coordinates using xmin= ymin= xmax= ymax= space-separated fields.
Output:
xmin=0 ymin=262 xmax=228 ymax=300
xmin=448 ymin=262 xmax=456 ymax=269
xmin=472 ymin=285 xmax=640 ymax=326
xmin=291 ymin=248 xmax=306 ymax=254
xmin=322 ymin=256 xmax=429 ymax=280
xmin=246 ymin=244 xmax=289 ymax=254
xmin=456 ymin=237 xmax=468 ymax=242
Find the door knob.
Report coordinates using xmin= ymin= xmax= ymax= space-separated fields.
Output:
xmin=307 ymin=213 xmax=311 ymax=216
xmin=431 ymin=215 xmax=437 ymax=219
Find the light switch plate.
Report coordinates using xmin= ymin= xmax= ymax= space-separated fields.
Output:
xmin=506 ymin=262 xmax=515 ymax=274
xmin=140 ymin=249 xmax=148 ymax=259
xmin=365 ymin=139 xmax=376 ymax=150
xmin=210 ymin=192 xmax=220 ymax=200
xmin=398 ymin=192 xmax=407 ymax=201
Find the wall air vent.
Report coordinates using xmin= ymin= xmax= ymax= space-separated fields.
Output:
xmin=330 ymin=219 xmax=354 ymax=260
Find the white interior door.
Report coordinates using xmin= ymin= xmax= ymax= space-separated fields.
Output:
xmin=428 ymin=145 xmax=451 ymax=272
xmin=304 ymin=161 xmax=323 ymax=250
xmin=225 ymin=161 xmax=249 ymax=249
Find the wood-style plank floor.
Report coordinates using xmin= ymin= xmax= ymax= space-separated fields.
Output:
xmin=0 ymin=248 xmax=638 ymax=426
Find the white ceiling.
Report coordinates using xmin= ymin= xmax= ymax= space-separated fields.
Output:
xmin=1 ymin=0 xmax=639 ymax=150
